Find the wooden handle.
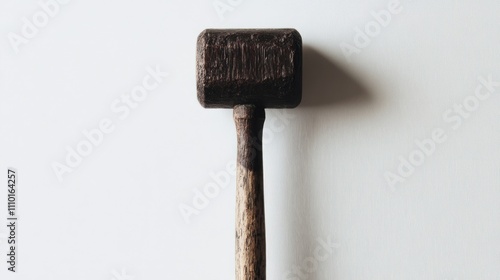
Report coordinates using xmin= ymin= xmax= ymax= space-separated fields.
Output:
xmin=234 ymin=104 xmax=266 ymax=280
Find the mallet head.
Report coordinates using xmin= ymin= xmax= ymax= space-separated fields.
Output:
xmin=196 ymin=29 xmax=302 ymax=109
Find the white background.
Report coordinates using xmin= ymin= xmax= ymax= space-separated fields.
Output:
xmin=0 ymin=0 xmax=499 ymax=279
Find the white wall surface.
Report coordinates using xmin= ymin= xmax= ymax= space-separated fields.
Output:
xmin=0 ymin=0 xmax=499 ymax=279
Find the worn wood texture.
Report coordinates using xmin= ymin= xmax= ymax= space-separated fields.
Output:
xmin=196 ymin=29 xmax=302 ymax=108
xmin=234 ymin=104 xmax=266 ymax=280
xmin=195 ymin=28 xmax=303 ymax=279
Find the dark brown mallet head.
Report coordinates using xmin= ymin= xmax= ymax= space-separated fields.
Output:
xmin=196 ymin=29 xmax=302 ymax=108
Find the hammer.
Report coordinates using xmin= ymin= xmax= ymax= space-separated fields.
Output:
xmin=196 ymin=29 xmax=302 ymax=279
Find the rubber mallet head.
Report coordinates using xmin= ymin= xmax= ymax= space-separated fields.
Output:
xmin=196 ymin=29 xmax=302 ymax=108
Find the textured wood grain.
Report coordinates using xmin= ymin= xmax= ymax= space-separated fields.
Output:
xmin=196 ymin=29 xmax=302 ymax=108
xmin=195 ymin=28 xmax=303 ymax=279
xmin=234 ymin=104 xmax=266 ymax=280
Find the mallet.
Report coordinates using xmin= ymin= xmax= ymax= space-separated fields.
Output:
xmin=196 ymin=29 xmax=302 ymax=279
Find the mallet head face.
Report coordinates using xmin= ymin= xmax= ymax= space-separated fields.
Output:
xmin=196 ymin=29 xmax=302 ymax=108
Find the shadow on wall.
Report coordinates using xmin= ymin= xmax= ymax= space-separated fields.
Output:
xmin=279 ymin=45 xmax=375 ymax=279
xmin=300 ymin=46 xmax=372 ymax=108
